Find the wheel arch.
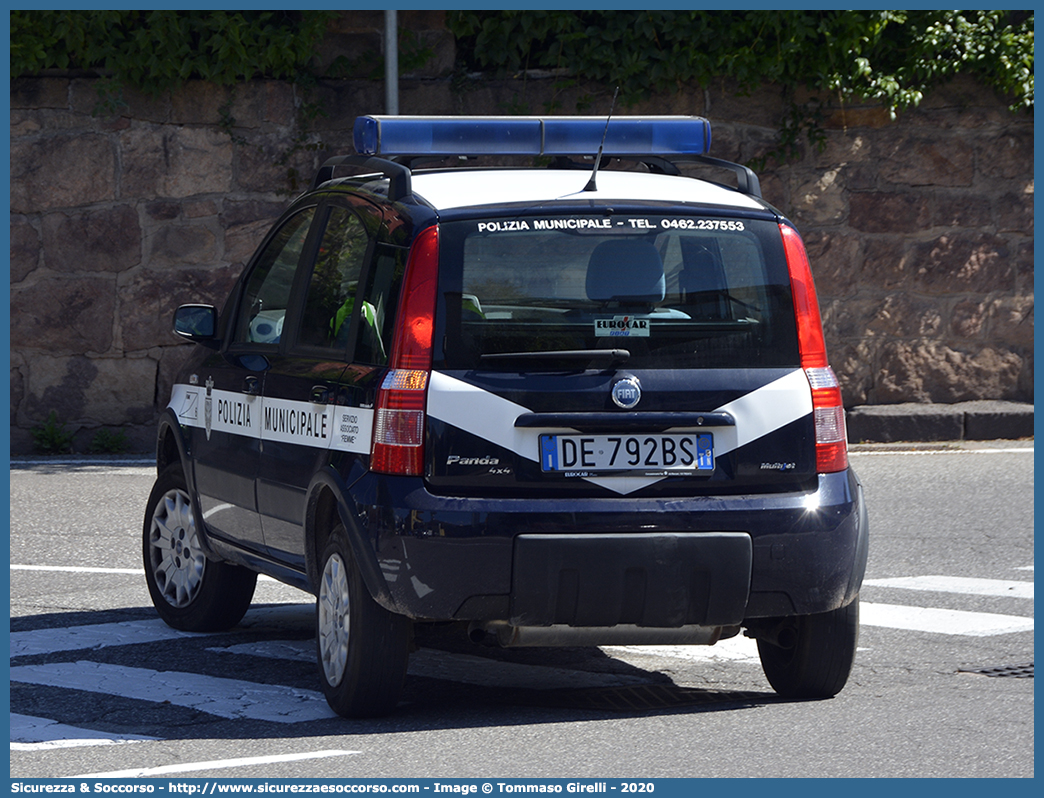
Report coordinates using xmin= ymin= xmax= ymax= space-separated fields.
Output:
xmin=842 ymin=471 xmax=870 ymax=607
xmin=155 ymin=407 xmax=195 ymax=475
xmin=154 ymin=409 xmax=224 ymax=561
xmin=305 ymin=468 xmax=400 ymax=613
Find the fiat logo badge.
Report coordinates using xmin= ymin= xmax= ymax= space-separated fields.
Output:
xmin=611 ymin=377 xmax=642 ymax=409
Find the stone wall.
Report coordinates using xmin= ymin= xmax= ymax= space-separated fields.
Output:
xmin=8 ymin=22 xmax=1034 ymax=454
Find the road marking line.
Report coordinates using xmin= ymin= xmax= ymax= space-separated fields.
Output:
xmin=73 ymin=750 xmax=362 ymax=779
xmin=861 ymin=602 xmax=1033 ymax=636
xmin=10 ymin=459 xmax=153 ymax=468
xmin=10 ymin=563 xmax=295 ymax=590
xmin=849 ymin=447 xmax=1033 ymax=456
xmin=10 ymin=662 xmax=337 ymax=724
xmin=11 ymin=564 xmax=144 ymax=575
xmin=11 ymin=619 xmax=197 ymax=658
xmin=10 ymin=714 xmax=157 ymax=750
xmin=10 ymin=607 xmax=316 ymax=659
xmin=863 ymin=575 xmax=1033 ymax=600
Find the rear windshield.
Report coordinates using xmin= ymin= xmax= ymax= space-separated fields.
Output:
xmin=434 ymin=213 xmax=799 ymax=370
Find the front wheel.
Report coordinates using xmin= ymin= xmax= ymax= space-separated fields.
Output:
xmin=143 ymin=463 xmax=257 ymax=632
xmin=756 ymin=597 xmax=859 ymax=699
xmin=316 ymin=527 xmax=411 ymax=718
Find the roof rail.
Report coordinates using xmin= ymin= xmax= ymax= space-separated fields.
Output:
xmin=546 ymin=153 xmax=762 ymax=198
xmin=676 ymin=154 xmax=762 ymax=198
xmin=310 ymin=155 xmax=412 ymax=201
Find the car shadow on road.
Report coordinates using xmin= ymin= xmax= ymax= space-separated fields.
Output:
xmin=10 ymin=604 xmax=788 ymax=745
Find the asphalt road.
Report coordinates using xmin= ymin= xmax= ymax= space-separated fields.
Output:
xmin=8 ymin=442 xmax=1034 ymax=779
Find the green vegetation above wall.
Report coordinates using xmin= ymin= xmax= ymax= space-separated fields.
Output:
xmin=447 ymin=10 xmax=1034 ymax=115
xmin=10 ymin=10 xmax=1032 ymax=163
xmin=10 ymin=10 xmax=335 ymax=96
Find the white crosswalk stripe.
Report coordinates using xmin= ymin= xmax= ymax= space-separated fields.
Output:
xmin=860 ymin=603 xmax=1034 ymax=636
xmin=11 ymin=661 xmax=338 ymax=724
xmin=11 ymin=568 xmax=1033 ymax=749
xmin=863 ymin=575 xmax=1033 ymax=600
xmin=10 ymin=714 xmax=157 ymax=750
xmin=860 ymin=573 xmax=1034 ymax=636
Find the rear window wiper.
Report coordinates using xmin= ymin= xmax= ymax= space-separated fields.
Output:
xmin=479 ymin=349 xmax=630 ymax=366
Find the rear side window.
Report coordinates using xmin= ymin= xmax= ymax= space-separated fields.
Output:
xmin=353 ymin=245 xmax=406 ymax=365
xmin=434 ymin=214 xmax=798 ymax=370
xmin=298 ymin=207 xmax=370 ymax=350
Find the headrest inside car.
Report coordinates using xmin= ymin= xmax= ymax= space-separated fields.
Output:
xmin=586 ymin=241 xmax=666 ymax=304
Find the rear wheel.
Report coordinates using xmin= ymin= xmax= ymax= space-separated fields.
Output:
xmin=143 ymin=463 xmax=257 ymax=631
xmin=756 ymin=597 xmax=859 ymax=698
xmin=316 ymin=526 xmax=411 ymax=718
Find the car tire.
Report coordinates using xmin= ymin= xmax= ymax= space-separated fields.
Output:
xmin=316 ymin=527 xmax=411 ymax=719
xmin=143 ymin=463 xmax=257 ymax=632
xmin=756 ymin=597 xmax=859 ymax=699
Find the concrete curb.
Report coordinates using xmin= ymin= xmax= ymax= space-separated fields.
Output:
xmin=846 ymin=401 xmax=1034 ymax=444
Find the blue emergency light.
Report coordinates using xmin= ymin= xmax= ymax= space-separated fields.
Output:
xmin=353 ymin=115 xmax=712 ymax=158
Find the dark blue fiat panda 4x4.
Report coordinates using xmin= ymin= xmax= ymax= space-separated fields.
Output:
xmin=145 ymin=115 xmax=868 ymax=717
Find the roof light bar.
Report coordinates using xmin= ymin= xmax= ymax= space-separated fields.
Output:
xmin=353 ymin=115 xmax=711 ymax=158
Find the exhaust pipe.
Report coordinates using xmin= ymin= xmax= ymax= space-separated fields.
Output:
xmin=468 ymin=621 xmax=732 ymax=648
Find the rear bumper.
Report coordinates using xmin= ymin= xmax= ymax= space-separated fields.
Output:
xmin=512 ymin=531 xmax=752 ymax=627
xmin=353 ymin=468 xmax=868 ymax=625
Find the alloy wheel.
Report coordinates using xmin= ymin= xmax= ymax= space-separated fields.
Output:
xmin=147 ymin=488 xmax=206 ymax=608
xmin=318 ymin=552 xmax=351 ymax=686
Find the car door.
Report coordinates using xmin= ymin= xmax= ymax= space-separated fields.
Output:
xmin=257 ymin=197 xmax=388 ymax=567
xmin=190 ymin=205 xmax=318 ymax=552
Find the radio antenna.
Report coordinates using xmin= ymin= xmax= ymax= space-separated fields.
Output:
xmin=582 ymin=86 xmax=619 ymax=193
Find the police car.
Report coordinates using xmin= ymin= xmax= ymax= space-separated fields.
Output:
xmin=144 ymin=115 xmax=869 ymax=718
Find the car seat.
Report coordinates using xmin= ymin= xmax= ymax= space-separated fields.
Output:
xmin=586 ymin=240 xmax=666 ymax=305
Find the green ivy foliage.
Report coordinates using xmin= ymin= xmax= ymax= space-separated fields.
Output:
xmin=447 ymin=10 xmax=1033 ymax=115
xmin=10 ymin=10 xmax=335 ymax=95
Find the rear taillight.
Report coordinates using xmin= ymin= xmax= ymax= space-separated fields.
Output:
xmin=371 ymin=225 xmax=439 ymax=475
xmin=780 ymin=224 xmax=848 ymax=473
xmin=805 ymin=366 xmax=848 ymax=473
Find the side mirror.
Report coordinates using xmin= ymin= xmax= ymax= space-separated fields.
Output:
xmin=173 ymin=304 xmax=218 ymax=344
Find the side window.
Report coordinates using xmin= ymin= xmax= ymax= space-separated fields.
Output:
xmin=234 ymin=209 xmax=316 ymax=345
xmin=298 ymin=207 xmax=370 ymax=349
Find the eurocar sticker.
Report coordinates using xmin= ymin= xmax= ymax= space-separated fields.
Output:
xmin=168 ymin=384 xmax=372 ymax=454
xmin=595 ymin=316 xmax=651 ymax=337
xmin=426 ymin=369 xmax=812 ymax=496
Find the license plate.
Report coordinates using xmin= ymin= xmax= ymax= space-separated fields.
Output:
xmin=539 ymin=433 xmax=713 ymax=475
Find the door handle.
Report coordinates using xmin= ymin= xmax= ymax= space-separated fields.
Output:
xmin=242 ymin=376 xmax=260 ymax=395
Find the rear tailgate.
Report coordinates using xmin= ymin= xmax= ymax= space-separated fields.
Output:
xmin=426 ymin=209 xmax=818 ymax=498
